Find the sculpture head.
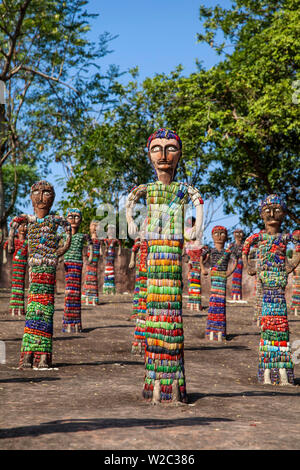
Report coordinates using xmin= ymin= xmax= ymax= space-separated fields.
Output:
xmin=259 ymin=194 xmax=286 ymax=234
xmin=66 ymin=208 xmax=82 ymax=234
xmin=233 ymin=229 xmax=244 ymax=244
xmin=30 ymin=180 xmax=55 ymax=219
xmin=89 ymin=220 xmax=98 ymax=238
xmin=147 ymin=128 xmax=182 ymax=184
xmin=212 ymin=225 xmax=228 ymax=248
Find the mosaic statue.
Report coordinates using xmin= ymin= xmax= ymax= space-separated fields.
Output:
xmin=243 ymin=195 xmax=300 ymax=385
xmin=103 ymin=225 xmax=121 ymax=294
xmin=229 ymin=229 xmax=245 ymax=301
xmin=129 ymin=231 xmax=148 ymax=354
xmin=82 ymin=220 xmax=102 ymax=306
xmin=126 ymin=128 xmax=203 ymax=404
xmin=3 ymin=221 xmax=28 ymax=316
xmin=201 ymin=226 xmax=237 ymax=341
xmin=62 ymin=208 xmax=93 ymax=332
xmin=8 ymin=181 xmax=71 ymax=369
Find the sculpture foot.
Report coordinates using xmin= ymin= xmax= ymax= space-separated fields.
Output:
xmin=19 ymin=354 xmax=33 ymax=369
xmin=36 ymin=354 xmax=49 ymax=369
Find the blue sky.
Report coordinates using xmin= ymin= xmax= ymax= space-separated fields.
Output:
xmin=42 ymin=0 xmax=241 ymax=244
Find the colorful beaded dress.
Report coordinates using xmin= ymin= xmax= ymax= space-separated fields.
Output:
xmin=290 ymin=250 xmax=300 ymax=315
xmin=62 ymin=232 xmax=91 ymax=332
xmin=103 ymin=239 xmax=121 ymax=294
xmin=185 ymin=244 xmax=203 ymax=311
xmin=10 ymin=214 xmax=71 ymax=368
xmin=4 ymin=237 xmax=28 ymax=316
xmin=243 ymin=231 xmax=300 ymax=385
xmin=128 ymin=181 xmax=203 ymax=403
xmin=205 ymin=247 xmax=237 ymax=341
xmin=131 ymin=238 xmax=142 ymax=319
xmin=230 ymin=243 xmax=243 ymax=301
xmin=81 ymin=238 xmax=101 ymax=305
xmin=131 ymin=238 xmax=148 ymax=354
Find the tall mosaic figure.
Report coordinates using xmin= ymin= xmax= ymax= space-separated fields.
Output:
xmin=126 ymin=128 xmax=203 ymax=404
xmin=3 ymin=221 xmax=28 ymax=316
xmin=8 ymin=181 xmax=71 ymax=369
xmin=229 ymin=229 xmax=245 ymax=301
xmin=201 ymin=226 xmax=237 ymax=341
xmin=62 ymin=208 xmax=93 ymax=332
xmin=243 ymin=195 xmax=300 ymax=385
xmin=82 ymin=220 xmax=102 ymax=306
xmin=129 ymin=231 xmax=148 ymax=354
xmin=103 ymin=225 xmax=121 ymax=294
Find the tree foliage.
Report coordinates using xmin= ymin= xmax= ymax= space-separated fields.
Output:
xmin=0 ymin=0 xmax=121 ymax=230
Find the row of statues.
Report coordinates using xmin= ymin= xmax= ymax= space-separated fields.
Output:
xmin=1 ymin=128 xmax=300 ymax=405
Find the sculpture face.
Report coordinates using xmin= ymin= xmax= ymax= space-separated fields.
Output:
xmin=260 ymin=203 xmax=285 ymax=232
xmin=18 ymin=222 xmax=27 ymax=238
xmin=148 ymin=138 xmax=181 ymax=178
xmin=67 ymin=212 xmax=81 ymax=233
xmin=212 ymin=229 xmax=227 ymax=246
xmin=234 ymin=230 xmax=244 ymax=244
xmin=30 ymin=184 xmax=55 ymax=217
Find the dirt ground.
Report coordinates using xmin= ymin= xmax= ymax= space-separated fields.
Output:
xmin=0 ymin=288 xmax=300 ymax=450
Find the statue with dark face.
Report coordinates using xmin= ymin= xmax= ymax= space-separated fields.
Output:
xmin=243 ymin=194 xmax=300 ymax=385
xmin=8 ymin=180 xmax=71 ymax=369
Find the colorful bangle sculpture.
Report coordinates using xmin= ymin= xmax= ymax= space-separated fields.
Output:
xmin=186 ymin=248 xmax=202 ymax=311
xmin=128 ymin=181 xmax=203 ymax=403
xmin=243 ymin=231 xmax=299 ymax=385
xmin=290 ymin=257 xmax=300 ymax=316
xmin=13 ymin=214 xmax=71 ymax=368
xmin=62 ymin=232 xmax=91 ymax=332
xmin=131 ymin=239 xmax=148 ymax=354
xmin=4 ymin=238 xmax=28 ymax=316
xmin=205 ymin=247 xmax=236 ymax=341
xmin=81 ymin=238 xmax=101 ymax=305
xmin=103 ymin=239 xmax=120 ymax=294
xmin=230 ymin=244 xmax=243 ymax=301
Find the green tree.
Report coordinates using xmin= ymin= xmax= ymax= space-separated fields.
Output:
xmin=64 ymin=0 xmax=300 ymax=232
xmin=0 ymin=0 xmax=121 ymax=231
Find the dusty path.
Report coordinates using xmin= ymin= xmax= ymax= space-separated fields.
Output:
xmin=0 ymin=289 xmax=299 ymax=450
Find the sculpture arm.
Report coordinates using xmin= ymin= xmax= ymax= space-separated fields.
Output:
xmin=8 ymin=215 xmax=28 ymax=254
xmin=126 ymin=185 xmax=147 ymax=239
xmin=56 ymin=217 xmax=72 ymax=258
xmin=187 ymin=186 xmax=204 ymax=242
xmin=226 ymin=257 xmax=238 ymax=278
xmin=242 ymin=233 xmax=260 ymax=276
xmin=286 ymin=232 xmax=300 ymax=274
